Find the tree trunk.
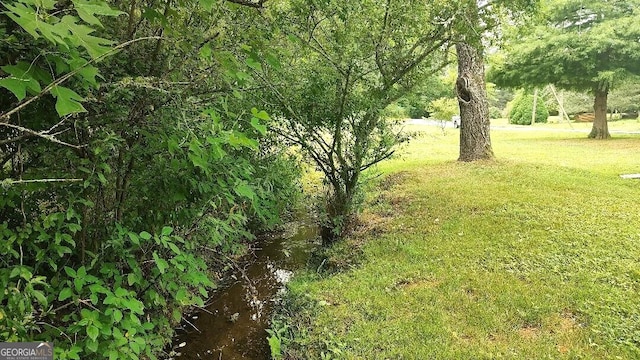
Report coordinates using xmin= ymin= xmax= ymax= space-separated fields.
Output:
xmin=588 ymin=87 xmax=611 ymax=139
xmin=456 ymin=42 xmax=494 ymax=162
xmin=320 ymin=183 xmax=355 ymax=246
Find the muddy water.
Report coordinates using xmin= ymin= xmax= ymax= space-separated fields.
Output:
xmin=169 ymin=220 xmax=319 ymax=359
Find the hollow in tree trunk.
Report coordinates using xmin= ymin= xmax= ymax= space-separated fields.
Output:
xmin=456 ymin=42 xmax=494 ymax=162
xmin=588 ymin=86 xmax=611 ymax=139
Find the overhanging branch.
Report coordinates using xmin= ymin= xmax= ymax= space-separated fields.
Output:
xmin=225 ymin=0 xmax=265 ymax=8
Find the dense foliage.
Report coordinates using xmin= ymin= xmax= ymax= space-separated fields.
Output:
xmin=508 ymin=92 xmax=549 ymax=125
xmin=429 ymin=98 xmax=459 ymax=122
xmin=0 ymin=0 xmax=300 ymax=358
xmin=255 ymin=0 xmax=460 ymax=243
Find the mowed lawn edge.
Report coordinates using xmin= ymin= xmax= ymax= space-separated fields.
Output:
xmin=283 ymin=126 xmax=640 ymax=359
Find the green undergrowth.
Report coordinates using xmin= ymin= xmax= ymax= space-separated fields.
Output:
xmin=273 ymin=127 xmax=640 ymax=359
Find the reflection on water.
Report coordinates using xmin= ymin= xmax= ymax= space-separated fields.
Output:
xmin=168 ymin=220 xmax=319 ymax=359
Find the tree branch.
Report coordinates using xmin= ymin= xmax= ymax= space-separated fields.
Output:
xmin=0 ymin=122 xmax=83 ymax=149
xmin=225 ymin=0 xmax=265 ymax=8
xmin=2 ymin=178 xmax=83 ymax=186
xmin=374 ymin=0 xmax=392 ymax=87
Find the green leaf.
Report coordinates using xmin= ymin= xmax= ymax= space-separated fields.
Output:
xmin=103 ymin=294 xmax=117 ymax=305
xmin=130 ymin=341 xmax=140 ymax=354
xmin=59 ymin=15 xmax=115 ymax=59
xmin=72 ymin=0 xmax=124 ymax=27
xmin=228 ymin=131 xmax=258 ymax=149
xmin=199 ymin=43 xmax=212 ymax=58
xmin=265 ymin=54 xmax=281 ymax=70
xmin=198 ymin=0 xmax=215 ymax=11
xmin=234 ymin=182 xmax=255 ymax=199
xmin=70 ymin=60 xmax=101 ymax=87
xmin=246 ymin=57 xmax=262 ymax=72
xmin=74 ymin=277 xmax=85 ymax=292
xmin=31 ymin=290 xmax=47 ymax=306
xmin=172 ymin=308 xmax=181 ymax=322
xmin=59 ymin=287 xmax=74 ymax=301
xmin=127 ymin=232 xmax=140 ymax=245
xmin=124 ymin=299 xmax=144 ymax=315
xmin=64 ymin=266 xmax=77 ymax=277
xmin=13 ymin=266 xmax=33 ymax=281
xmin=0 ymin=78 xmax=28 ymax=100
xmin=251 ymin=107 xmax=271 ymax=121
xmin=85 ymin=338 xmax=98 ymax=352
xmin=175 ymin=289 xmax=187 ymax=302
xmin=38 ymin=20 xmax=69 ymax=45
xmin=268 ymin=334 xmax=282 ymax=358
xmin=97 ymin=172 xmax=107 ymax=185
xmin=113 ymin=309 xmax=123 ymax=323
xmin=114 ymin=287 xmax=128 ymax=298
xmin=5 ymin=62 xmax=52 ymax=84
xmin=77 ymin=266 xmax=87 ymax=278
xmin=87 ymin=324 xmax=99 ymax=341
xmin=139 ymin=231 xmax=152 ymax=240
xmin=251 ymin=117 xmax=267 ymax=136
xmin=9 ymin=267 xmax=21 ymax=279
xmin=108 ymin=349 xmax=118 ymax=360
xmin=51 ymin=85 xmax=87 ymax=116
xmin=127 ymin=273 xmax=138 ymax=286
xmin=161 ymin=226 xmax=173 ymax=236
xmin=3 ymin=2 xmax=40 ymax=38
xmin=168 ymin=242 xmax=180 ymax=255
xmin=152 ymin=251 xmax=167 ymax=273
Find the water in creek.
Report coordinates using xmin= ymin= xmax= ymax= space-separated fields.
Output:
xmin=168 ymin=219 xmax=319 ymax=359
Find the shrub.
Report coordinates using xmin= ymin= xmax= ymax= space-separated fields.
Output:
xmin=508 ymin=92 xmax=549 ymax=125
xmin=428 ymin=97 xmax=458 ymax=121
xmin=489 ymin=106 xmax=502 ymax=119
xmin=383 ymin=103 xmax=410 ymax=119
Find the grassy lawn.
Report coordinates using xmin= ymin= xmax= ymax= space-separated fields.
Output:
xmin=489 ymin=117 xmax=640 ymax=133
xmin=281 ymin=126 xmax=640 ymax=359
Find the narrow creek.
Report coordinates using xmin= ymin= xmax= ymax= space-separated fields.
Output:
xmin=167 ymin=218 xmax=319 ymax=359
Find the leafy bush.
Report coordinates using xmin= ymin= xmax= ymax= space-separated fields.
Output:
xmin=428 ymin=97 xmax=458 ymax=121
xmin=489 ymin=106 xmax=502 ymax=119
xmin=383 ymin=103 xmax=410 ymax=119
xmin=406 ymin=104 xmax=430 ymax=119
xmin=508 ymin=92 xmax=549 ymax=125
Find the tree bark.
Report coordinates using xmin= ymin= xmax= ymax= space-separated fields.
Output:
xmin=456 ymin=42 xmax=494 ymax=162
xmin=588 ymin=87 xmax=611 ymax=139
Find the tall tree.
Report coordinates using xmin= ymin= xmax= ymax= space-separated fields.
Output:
xmin=452 ymin=0 xmax=538 ymax=161
xmin=456 ymin=41 xmax=494 ymax=161
xmin=255 ymin=0 xmax=456 ymax=243
xmin=489 ymin=0 xmax=640 ymax=139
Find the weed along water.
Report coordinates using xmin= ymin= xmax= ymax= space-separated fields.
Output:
xmin=168 ymin=219 xmax=319 ymax=359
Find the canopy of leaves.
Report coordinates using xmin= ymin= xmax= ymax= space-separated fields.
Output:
xmin=254 ymin=0 xmax=461 ymax=241
xmin=489 ymin=0 xmax=640 ymax=92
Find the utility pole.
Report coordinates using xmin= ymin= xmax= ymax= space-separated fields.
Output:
xmin=531 ymin=88 xmax=538 ymax=125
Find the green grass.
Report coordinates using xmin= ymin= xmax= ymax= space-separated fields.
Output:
xmin=283 ymin=126 xmax=640 ymax=359
xmin=489 ymin=117 xmax=640 ymax=133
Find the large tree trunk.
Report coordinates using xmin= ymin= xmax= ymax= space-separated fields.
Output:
xmin=456 ymin=42 xmax=494 ymax=162
xmin=588 ymin=87 xmax=611 ymax=139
